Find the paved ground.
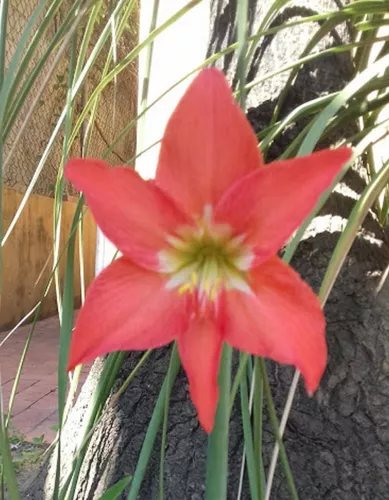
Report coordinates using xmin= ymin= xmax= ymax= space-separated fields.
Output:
xmin=0 ymin=314 xmax=88 ymax=443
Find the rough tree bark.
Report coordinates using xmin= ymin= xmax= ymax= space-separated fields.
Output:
xmin=26 ymin=1 xmax=389 ymax=498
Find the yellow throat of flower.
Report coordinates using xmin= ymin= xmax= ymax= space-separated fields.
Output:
xmin=159 ymin=206 xmax=253 ymax=303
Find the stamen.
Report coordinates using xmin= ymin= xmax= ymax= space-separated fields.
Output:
xmin=178 ymin=283 xmax=193 ymax=295
xmin=160 ymin=209 xmax=253 ymax=303
xmin=235 ymin=253 xmax=254 ymax=271
xmin=209 ymin=279 xmax=221 ymax=301
xmin=226 ymin=272 xmax=253 ymax=295
xmin=165 ymin=263 xmax=197 ymax=289
xmin=166 ymin=235 xmax=188 ymax=251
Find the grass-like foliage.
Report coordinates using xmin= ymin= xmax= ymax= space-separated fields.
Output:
xmin=1 ymin=1 xmax=389 ymax=499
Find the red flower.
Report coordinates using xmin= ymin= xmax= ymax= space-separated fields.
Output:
xmin=66 ymin=69 xmax=352 ymax=432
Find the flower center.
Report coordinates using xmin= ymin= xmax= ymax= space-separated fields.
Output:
xmin=159 ymin=207 xmax=253 ymax=303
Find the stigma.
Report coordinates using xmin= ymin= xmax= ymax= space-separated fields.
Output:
xmin=159 ymin=206 xmax=253 ymax=304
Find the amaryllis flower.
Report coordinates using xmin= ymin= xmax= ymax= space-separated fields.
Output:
xmin=66 ymin=68 xmax=352 ymax=432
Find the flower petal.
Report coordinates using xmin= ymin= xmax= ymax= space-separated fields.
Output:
xmin=178 ymin=317 xmax=222 ymax=433
xmin=155 ymin=68 xmax=263 ymax=216
xmin=215 ymin=147 xmax=352 ymax=263
xmin=222 ymin=256 xmax=327 ymax=393
xmin=68 ymin=258 xmax=188 ymax=370
xmin=65 ymin=159 xmax=193 ymax=270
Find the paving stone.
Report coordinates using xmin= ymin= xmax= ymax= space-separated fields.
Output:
xmin=0 ymin=313 xmax=90 ymax=443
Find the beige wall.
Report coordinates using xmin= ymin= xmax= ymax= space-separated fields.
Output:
xmin=2 ymin=188 xmax=96 ymax=329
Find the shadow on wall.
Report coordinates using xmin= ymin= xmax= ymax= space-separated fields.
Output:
xmin=208 ymin=0 xmax=352 ymax=128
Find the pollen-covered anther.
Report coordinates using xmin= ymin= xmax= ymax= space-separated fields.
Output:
xmin=160 ymin=210 xmax=253 ymax=302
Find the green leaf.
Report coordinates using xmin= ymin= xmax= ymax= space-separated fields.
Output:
xmin=205 ymin=345 xmax=232 ymax=500
xmin=319 ymin=157 xmax=389 ymax=305
xmin=253 ymin=358 xmax=266 ymax=497
xmin=127 ymin=345 xmax=181 ymax=500
xmin=54 ymin=191 xmax=81 ymax=499
xmin=0 ymin=388 xmax=20 ymax=499
xmin=236 ymin=0 xmax=248 ymax=109
xmin=240 ymin=354 xmax=260 ymax=500
xmin=259 ymin=359 xmax=299 ymax=500
xmin=98 ymin=476 xmax=132 ymax=500
xmin=31 ymin=435 xmax=45 ymax=445
xmin=229 ymin=353 xmax=249 ymax=414
xmin=283 ymin=54 xmax=389 ymax=264
xmin=159 ymin=346 xmax=175 ymax=500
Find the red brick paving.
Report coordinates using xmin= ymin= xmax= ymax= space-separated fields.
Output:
xmin=0 ymin=314 xmax=88 ymax=443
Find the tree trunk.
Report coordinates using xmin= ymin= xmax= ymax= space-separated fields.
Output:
xmin=26 ymin=1 xmax=389 ymax=499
